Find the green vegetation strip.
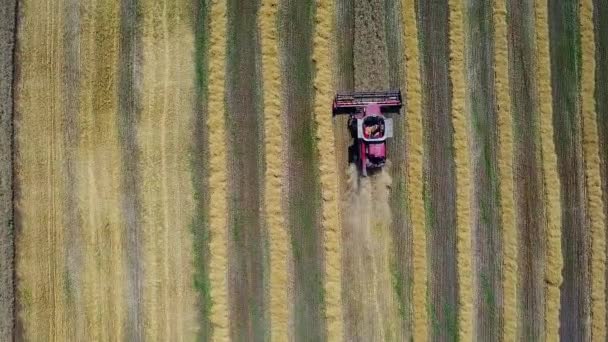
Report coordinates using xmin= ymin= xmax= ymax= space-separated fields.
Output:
xmin=0 ymin=0 xmax=17 ymax=340
xmin=278 ymin=0 xmax=327 ymax=340
xmin=416 ymin=0 xmax=460 ymax=340
xmin=463 ymin=0 xmax=503 ymax=339
xmin=225 ymin=0 xmax=269 ymax=340
xmin=548 ymin=1 xmax=591 ymax=339
xmin=191 ymin=0 xmax=213 ymax=340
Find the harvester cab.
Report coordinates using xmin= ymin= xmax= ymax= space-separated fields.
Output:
xmin=332 ymin=90 xmax=402 ymax=177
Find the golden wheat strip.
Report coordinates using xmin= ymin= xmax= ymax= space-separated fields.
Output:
xmin=208 ymin=0 xmax=229 ymax=339
xmin=259 ymin=0 xmax=288 ymax=339
xmin=493 ymin=0 xmax=518 ymax=340
xmin=402 ymin=0 xmax=427 ymax=338
xmin=581 ymin=1 xmax=607 ymax=339
xmin=448 ymin=0 xmax=473 ymax=340
xmin=313 ymin=0 xmax=342 ymax=339
xmin=534 ymin=1 xmax=562 ymax=340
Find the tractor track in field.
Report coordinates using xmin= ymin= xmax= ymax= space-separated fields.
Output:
xmin=463 ymin=0 xmax=504 ymax=339
xmin=278 ymin=0 xmax=326 ymax=340
xmin=225 ymin=0 xmax=269 ymax=339
xmin=548 ymin=1 xmax=591 ymax=339
xmin=417 ymin=0 xmax=460 ymax=339
xmin=595 ymin=0 xmax=608 ymax=331
xmin=506 ymin=1 xmax=547 ymax=339
xmin=0 ymin=0 xmax=16 ymax=340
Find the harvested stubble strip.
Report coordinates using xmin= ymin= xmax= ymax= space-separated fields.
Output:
xmin=493 ymin=0 xmax=518 ymax=339
xmin=259 ymin=0 xmax=288 ymax=339
xmin=139 ymin=0 xmax=198 ymax=339
xmin=534 ymin=0 xmax=562 ymax=340
xmin=448 ymin=0 xmax=473 ymax=339
xmin=416 ymin=0 xmax=460 ymax=339
xmin=313 ymin=0 xmax=342 ymax=339
xmin=78 ymin=0 xmax=127 ymax=340
xmin=207 ymin=0 xmax=229 ymax=339
xmin=580 ymin=0 xmax=606 ymax=339
xmin=463 ymin=0 xmax=504 ymax=339
xmin=15 ymin=0 xmax=70 ymax=339
xmin=401 ymin=0 xmax=427 ymax=338
xmin=547 ymin=0 xmax=591 ymax=339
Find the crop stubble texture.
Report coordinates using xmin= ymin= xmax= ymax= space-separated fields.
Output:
xmin=463 ymin=0 xmax=504 ymax=339
xmin=312 ymin=0 xmax=343 ymax=339
xmin=0 ymin=0 xmax=16 ymax=340
xmin=225 ymin=0 xmax=270 ymax=340
xmin=207 ymin=0 xmax=229 ymax=338
xmin=548 ymin=1 xmax=591 ymax=339
xmin=260 ymin=0 xmax=289 ymax=340
xmin=401 ymin=0 xmax=428 ymax=338
xmin=278 ymin=0 xmax=327 ymax=340
xmin=493 ymin=0 xmax=518 ymax=339
xmin=581 ymin=0 xmax=607 ymax=339
xmin=416 ymin=0 xmax=460 ymax=339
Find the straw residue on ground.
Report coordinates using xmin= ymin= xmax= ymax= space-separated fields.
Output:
xmin=449 ymin=0 xmax=473 ymax=339
xmin=260 ymin=0 xmax=288 ymax=339
xmin=207 ymin=0 xmax=229 ymax=339
xmin=312 ymin=0 xmax=342 ymax=339
xmin=534 ymin=0 xmax=563 ymax=340
xmin=581 ymin=0 xmax=606 ymax=339
xmin=401 ymin=0 xmax=427 ymax=338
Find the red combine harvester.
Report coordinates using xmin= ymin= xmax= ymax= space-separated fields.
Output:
xmin=332 ymin=90 xmax=402 ymax=177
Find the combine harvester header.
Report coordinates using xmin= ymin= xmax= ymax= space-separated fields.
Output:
xmin=332 ymin=90 xmax=402 ymax=177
